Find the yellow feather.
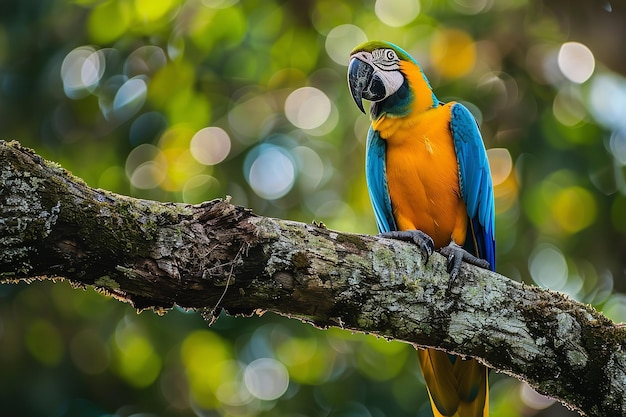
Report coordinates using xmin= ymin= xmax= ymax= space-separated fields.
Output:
xmin=418 ymin=349 xmax=488 ymax=417
xmin=375 ymin=102 xmax=468 ymax=249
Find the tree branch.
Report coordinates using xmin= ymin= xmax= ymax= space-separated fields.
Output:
xmin=1 ymin=140 xmax=624 ymax=417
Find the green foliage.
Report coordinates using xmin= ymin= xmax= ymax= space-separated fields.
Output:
xmin=1 ymin=1 xmax=625 ymax=416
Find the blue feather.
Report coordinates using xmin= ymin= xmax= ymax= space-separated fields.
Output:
xmin=365 ymin=127 xmax=397 ymax=233
xmin=449 ymin=103 xmax=496 ymax=271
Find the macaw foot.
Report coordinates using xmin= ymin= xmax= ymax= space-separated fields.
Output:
xmin=439 ymin=242 xmax=491 ymax=281
xmin=379 ymin=230 xmax=434 ymax=262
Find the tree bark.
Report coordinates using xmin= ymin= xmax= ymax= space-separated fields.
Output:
xmin=1 ymin=140 xmax=624 ymax=417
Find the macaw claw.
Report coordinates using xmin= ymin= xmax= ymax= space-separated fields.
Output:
xmin=379 ymin=230 xmax=434 ymax=262
xmin=439 ymin=242 xmax=491 ymax=282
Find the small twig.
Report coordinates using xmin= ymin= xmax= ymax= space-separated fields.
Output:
xmin=201 ymin=243 xmax=245 ymax=326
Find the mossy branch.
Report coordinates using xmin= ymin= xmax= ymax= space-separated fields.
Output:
xmin=1 ymin=140 xmax=624 ymax=417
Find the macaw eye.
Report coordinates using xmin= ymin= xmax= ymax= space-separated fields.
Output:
xmin=385 ymin=50 xmax=397 ymax=61
xmin=370 ymin=48 xmax=400 ymax=71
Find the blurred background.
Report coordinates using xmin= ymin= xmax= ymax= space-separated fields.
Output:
xmin=1 ymin=0 xmax=625 ymax=416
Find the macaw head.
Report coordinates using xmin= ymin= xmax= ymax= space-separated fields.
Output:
xmin=348 ymin=41 xmax=435 ymax=118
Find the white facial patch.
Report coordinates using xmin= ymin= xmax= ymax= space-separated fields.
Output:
xmin=376 ymin=68 xmax=404 ymax=97
xmin=350 ymin=48 xmax=405 ymax=99
xmin=371 ymin=48 xmax=403 ymax=97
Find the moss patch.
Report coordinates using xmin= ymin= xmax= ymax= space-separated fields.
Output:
xmin=335 ymin=232 xmax=369 ymax=251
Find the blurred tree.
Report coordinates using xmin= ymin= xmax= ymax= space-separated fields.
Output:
xmin=1 ymin=0 xmax=625 ymax=416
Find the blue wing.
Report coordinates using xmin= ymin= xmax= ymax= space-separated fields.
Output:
xmin=365 ymin=126 xmax=397 ymax=233
xmin=449 ymin=103 xmax=496 ymax=270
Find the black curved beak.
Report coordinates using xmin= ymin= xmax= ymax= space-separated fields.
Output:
xmin=348 ymin=57 xmax=387 ymax=114
xmin=348 ymin=57 xmax=372 ymax=114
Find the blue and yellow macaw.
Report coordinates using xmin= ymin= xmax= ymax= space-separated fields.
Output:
xmin=347 ymin=41 xmax=496 ymax=417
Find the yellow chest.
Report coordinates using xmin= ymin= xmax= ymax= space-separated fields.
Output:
xmin=372 ymin=104 xmax=468 ymax=248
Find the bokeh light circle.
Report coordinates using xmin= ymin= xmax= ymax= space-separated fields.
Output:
xmin=245 ymin=145 xmax=296 ymax=200
xmin=588 ymin=74 xmax=626 ymax=132
xmin=529 ymin=245 xmax=568 ymax=291
xmin=520 ymin=382 xmax=555 ymax=410
xmin=215 ymin=364 xmax=253 ymax=406
xmin=61 ymin=46 xmax=105 ymax=99
xmin=375 ymin=0 xmax=420 ymax=27
xmin=325 ymin=24 xmax=367 ymax=65
xmin=113 ymin=76 xmax=147 ymax=120
xmin=243 ymin=358 xmax=289 ymax=401
xmin=557 ymin=42 xmax=595 ymax=84
xmin=124 ymin=45 xmax=167 ymax=77
xmin=552 ymin=88 xmax=586 ymax=126
xmin=125 ymin=144 xmax=167 ymax=189
xmin=190 ymin=127 xmax=231 ymax=165
xmin=228 ymin=94 xmax=276 ymax=141
xmin=430 ymin=29 xmax=476 ymax=79
xmin=602 ymin=294 xmax=626 ymax=323
xmin=130 ymin=162 xmax=167 ymax=189
xmin=550 ymin=186 xmax=597 ymax=234
xmin=182 ymin=175 xmax=220 ymax=204
xmin=487 ymin=148 xmax=513 ymax=186
xmin=284 ymin=87 xmax=331 ymax=130
xmin=293 ymin=146 xmax=324 ymax=190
